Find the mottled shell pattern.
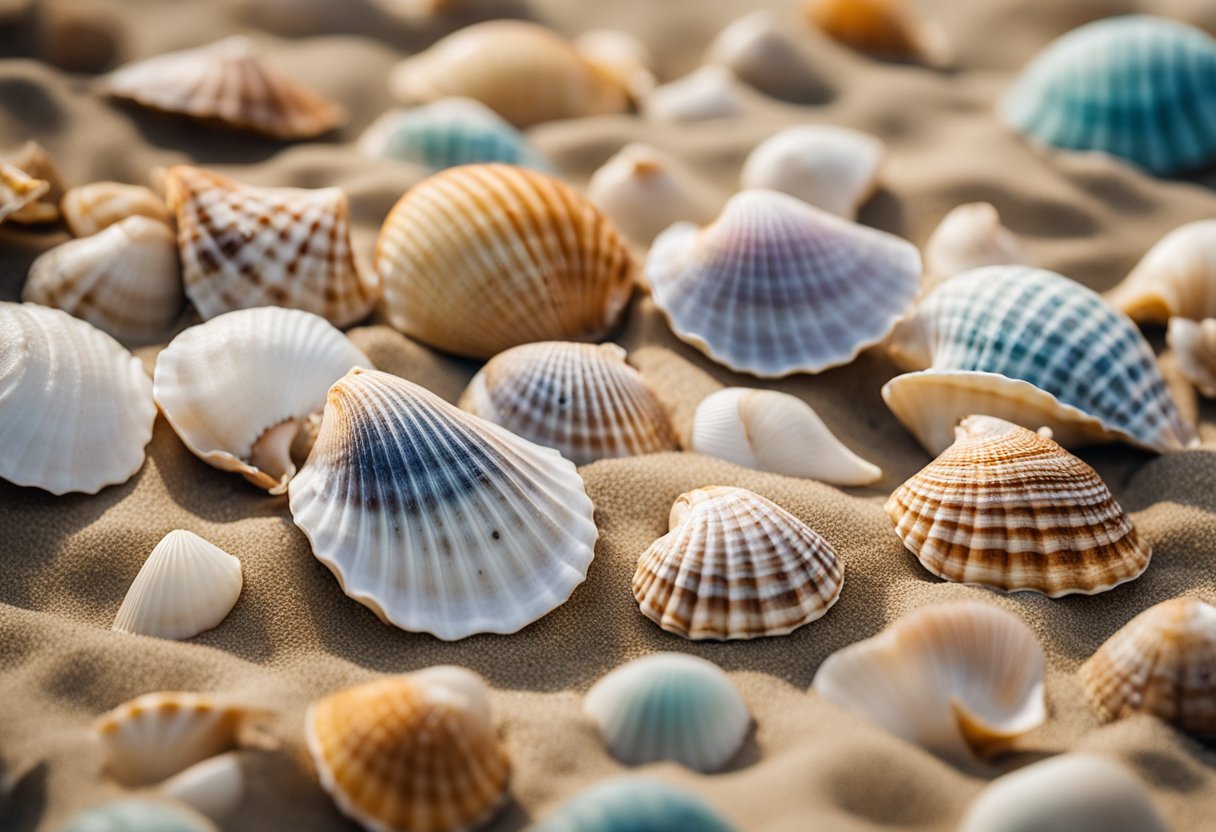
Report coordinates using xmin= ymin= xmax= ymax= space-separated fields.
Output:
xmin=922 ymin=202 xmax=1028 ymax=292
xmin=62 ymin=181 xmax=171 ymax=238
xmin=642 ymin=66 xmax=746 ymax=123
xmin=805 ymin=0 xmax=946 ymax=64
xmin=0 ymin=160 xmax=49 ymax=224
xmin=705 ymin=11 xmax=823 ymax=104
xmin=7 ymin=141 xmax=63 ymax=224
xmin=1167 ymin=317 xmax=1216 ymax=398
xmin=61 ymin=800 xmax=218 ymax=832
xmin=533 ymin=779 xmax=736 ymax=832
xmin=1108 ymin=220 xmax=1216 ymax=324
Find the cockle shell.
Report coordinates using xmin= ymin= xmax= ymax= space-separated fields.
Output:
xmin=0 ymin=160 xmax=48 ymax=224
xmin=1080 ymin=597 xmax=1216 ymax=737
xmin=574 ymin=29 xmax=656 ymax=100
xmin=583 ymin=653 xmax=750 ymax=772
xmin=812 ymin=602 xmax=1046 ymax=761
xmin=922 ymin=203 xmax=1028 ymax=291
xmin=0 ymin=302 xmax=155 ymax=495
xmin=633 ymin=486 xmax=844 ymax=640
xmin=1167 ymin=317 xmax=1216 ymax=398
xmin=159 ymin=753 xmax=244 ymax=821
xmin=62 ymin=181 xmax=171 ymax=238
xmin=642 ymin=66 xmax=746 ymax=123
xmin=884 ymin=266 xmax=1195 ymax=454
xmin=647 ymin=189 xmax=921 ymax=378
xmin=690 ymin=388 xmax=881 ymax=486
xmin=153 ymin=307 xmax=370 ymax=493
xmin=101 ymin=36 xmax=346 ymax=139
xmin=887 ymin=416 xmax=1151 ymax=597
xmin=805 ymin=0 xmax=947 ymax=65
xmin=533 ymin=779 xmax=736 ymax=832
xmin=459 ymin=341 xmax=677 ymax=466
xmin=706 ymin=11 xmax=826 ymax=104
xmin=306 ymin=668 xmax=510 ymax=832
xmin=375 ymin=164 xmax=633 ymax=360
xmin=587 ymin=143 xmax=718 ymax=247
xmin=8 ymin=141 xmax=64 ymax=224
xmin=288 ymin=369 xmax=599 ymax=640
xmin=62 ymin=800 xmax=218 ymax=832
xmin=1108 ymin=221 xmax=1216 ymax=323
xmin=163 ymin=165 xmax=380 ymax=326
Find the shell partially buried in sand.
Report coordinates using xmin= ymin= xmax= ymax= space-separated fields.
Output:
xmin=1167 ymin=317 xmax=1216 ymax=398
xmin=1108 ymin=220 xmax=1216 ymax=323
xmin=706 ymin=11 xmax=826 ymax=104
xmin=740 ymin=125 xmax=884 ymax=219
xmin=642 ymin=65 xmax=747 ymax=123
xmin=534 ymin=778 xmax=736 ymax=832
xmin=805 ymin=0 xmax=947 ymax=65
xmin=62 ymin=182 xmax=171 ymax=238
xmin=61 ymin=799 xmax=218 ymax=832
xmin=587 ymin=143 xmax=718 ymax=247
xmin=922 ymin=202 xmax=1028 ymax=291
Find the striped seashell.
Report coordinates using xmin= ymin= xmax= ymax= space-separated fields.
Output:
xmin=534 ymin=779 xmax=736 ymax=832
xmin=1167 ymin=317 xmax=1216 ymax=398
xmin=1001 ymin=16 xmax=1216 ymax=176
xmin=884 ymin=266 xmax=1195 ymax=454
xmin=805 ymin=0 xmax=948 ymax=64
xmin=163 ymin=165 xmax=380 ymax=327
xmin=0 ymin=160 xmax=48 ymax=224
xmin=574 ymin=30 xmax=656 ymax=100
xmin=583 ymin=653 xmax=750 ymax=772
xmin=101 ymin=36 xmax=346 ymax=139
xmin=1108 ymin=221 xmax=1216 ymax=324
xmin=647 ymin=189 xmax=921 ymax=377
xmin=706 ymin=11 xmax=826 ymax=104
xmin=887 ymin=416 xmax=1151 ymax=597
xmin=62 ymin=182 xmax=171 ymax=238
xmin=158 ymin=753 xmax=244 ymax=821
xmin=375 ymin=164 xmax=634 ymax=360
xmin=288 ymin=368 xmax=598 ymax=640
xmin=62 ymin=800 xmax=218 ymax=832
xmin=1080 ymin=597 xmax=1216 ymax=737
xmin=0 ymin=303 xmax=155 ymax=495
xmin=459 ymin=341 xmax=677 ymax=466
xmin=922 ymin=203 xmax=1028 ymax=291
xmin=7 ymin=141 xmax=64 ymax=224
xmin=306 ymin=668 xmax=510 ymax=832
xmin=642 ymin=66 xmax=746 ymax=123
xmin=633 ymin=486 xmax=844 ymax=639
xmin=812 ymin=602 xmax=1046 ymax=762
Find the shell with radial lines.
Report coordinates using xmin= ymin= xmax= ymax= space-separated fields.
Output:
xmin=62 ymin=182 xmax=171 ymax=238
xmin=0 ymin=160 xmax=48 ymax=224
xmin=1167 ymin=317 xmax=1216 ymax=398
xmin=922 ymin=203 xmax=1028 ymax=292
xmin=740 ymin=125 xmax=884 ymax=219
xmin=534 ymin=779 xmax=736 ymax=832
xmin=805 ymin=0 xmax=948 ymax=64
xmin=1108 ymin=221 xmax=1216 ymax=323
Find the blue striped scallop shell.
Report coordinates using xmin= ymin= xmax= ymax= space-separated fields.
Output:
xmin=532 ymin=778 xmax=736 ymax=832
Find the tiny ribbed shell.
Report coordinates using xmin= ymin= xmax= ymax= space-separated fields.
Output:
xmin=805 ymin=0 xmax=944 ymax=63
xmin=288 ymin=369 xmax=599 ymax=640
xmin=647 ymin=189 xmax=921 ymax=378
xmin=811 ymin=602 xmax=1046 ymax=762
xmin=0 ymin=302 xmax=155 ymax=495
xmin=533 ymin=779 xmax=736 ymax=832
xmin=164 ymin=165 xmax=380 ymax=327
xmin=642 ymin=66 xmax=746 ymax=123
xmin=22 ymin=216 xmax=184 ymax=344
xmin=587 ymin=143 xmax=718 ymax=247
xmin=62 ymin=800 xmax=218 ymax=832
xmin=62 ymin=182 xmax=171 ymax=238
xmin=158 ymin=753 xmax=244 ymax=821
xmin=887 ymin=416 xmax=1151 ymax=597
xmin=8 ymin=141 xmax=63 ymax=224
xmin=101 ymin=36 xmax=346 ymax=139
xmin=574 ymin=30 xmax=656 ymax=100
xmin=0 ymin=160 xmax=48 ymax=224
xmin=740 ymin=125 xmax=883 ymax=219
xmin=306 ymin=669 xmax=510 ymax=832
xmin=1001 ymin=16 xmax=1216 ymax=176
xmin=375 ymin=164 xmax=634 ymax=360
xmin=1167 ymin=317 xmax=1216 ymax=398
xmin=922 ymin=203 xmax=1028 ymax=291
xmin=705 ymin=11 xmax=823 ymax=104
xmin=583 ymin=653 xmax=750 ymax=772
xmin=1080 ymin=597 xmax=1216 ymax=737
xmin=1108 ymin=220 xmax=1216 ymax=323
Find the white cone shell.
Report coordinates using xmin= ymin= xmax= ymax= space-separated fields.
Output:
xmin=643 ymin=66 xmax=746 ymax=123
xmin=1168 ymin=317 xmax=1216 ymax=397
xmin=1110 ymin=220 xmax=1216 ymax=323
xmin=740 ymin=125 xmax=884 ymax=219
xmin=922 ymin=203 xmax=1028 ymax=291
xmin=587 ymin=143 xmax=718 ymax=247
xmin=158 ymin=753 xmax=244 ymax=821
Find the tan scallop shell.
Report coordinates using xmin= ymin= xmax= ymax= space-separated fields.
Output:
xmin=1167 ymin=317 xmax=1216 ymax=397
xmin=0 ymin=160 xmax=48 ymax=224
xmin=62 ymin=182 xmax=171 ymax=238
xmin=8 ymin=141 xmax=64 ymax=224
xmin=1108 ymin=220 xmax=1216 ymax=323
xmin=922 ymin=202 xmax=1029 ymax=291
xmin=805 ymin=0 xmax=948 ymax=65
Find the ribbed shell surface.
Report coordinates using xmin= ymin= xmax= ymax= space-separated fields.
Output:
xmin=62 ymin=182 xmax=171 ymax=238
xmin=533 ymin=779 xmax=736 ymax=832
xmin=1108 ymin=220 xmax=1216 ymax=323
xmin=0 ymin=160 xmax=48 ymax=223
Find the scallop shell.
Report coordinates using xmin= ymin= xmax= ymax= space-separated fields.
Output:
xmin=1080 ymin=597 xmax=1216 ymax=737
xmin=1167 ymin=317 xmax=1216 ymax=398
xmin=811 ymin=602 xmax=1046 ymax=761
xmin=739 ymin=125 xmax=884 ymax=220
xmin=706 ymin=11 xmax=826 ymax=104
xmin=22 ymin=216 xmax=185 ymax=344
xmin=288 ymin=368 xmax=599 ymax=640
xmin=153 ymin=307 xmax=370 ymax=494
xmin=101 ymin=35 xmax=346 ymax=139
xmin=583 ymin=653 xmax=750 ymax=772
xmin=375 ymin=164 xmax=634 ymax=360
xmin=805 ymin=0 xmax=947 ymax=64
xmin=533 ymin=779 xmax=736 ymax=832
xmin=574 ymin=29 xmax=656 ymax=100
xmin=884 ymin=266 xmax=1195 ymax=454
xmin=922 ymin=203 xmax=1029 ymax=291
xmin=887 ymin=416 xmax=1151 ymax=597
xmin=459 ymin=341 xmax=677 ymax=466
xmin=1108 ymin=220 xmax=1216 ymax=323
xmin=159 ymin=753 xmax=244 ymax=821
xmin=690 ymin=388 xmax=881 ymax=485
xmin=62 ymin=799 xmax=218 ymax=832
xmin=647 ymin=189 xmax=921 ymax=377
xmin=62 ymin=182 xmax=171 ymax=238
xmin=0 ymin=302 xmax=155 ymax=495
xmin=642 ymin=65 xmax=746 ymax=123
xmin=163 ymin=165 xmax=380 ymax=327
xmin=0 ymin=160 xmax=48 ymax=224
xmin=8 ymin=141 xmax=64 ymax=224
xmin=306 ymin=668 xmax=510 ymax=832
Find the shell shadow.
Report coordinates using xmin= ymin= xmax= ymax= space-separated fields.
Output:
xmin=3 ymin=761 xmax=47 ymax=832
xmin=0 ymin=74 xmax=64 ymax=132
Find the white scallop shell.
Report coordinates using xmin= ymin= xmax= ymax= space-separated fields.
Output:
xmin=1168 ymin=317 xmax=1216 ymax=397
xmin=740 ymin=125 xmax=883 ymax=220
xmin=706 ymin=11 xmax=826 ymax=103
xmin=158 ymin=753 xmax=244 ymax=821
xmin=1109 ymin=220 xmax=1216 ymax=323
xmin=642 ymin=65 xmax=746 ymax=123
xmin=575 ymin=29 xmax=656 ymax=99
xmin=922 ymin=203 xmax=1028 ymax=291
xmin=62 ymin=182 xmax=171 ymax=238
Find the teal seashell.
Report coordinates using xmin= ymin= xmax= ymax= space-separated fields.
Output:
xmin=61 ymin=799 xmax=217 ymax=832
xmin=1001 ymin=16 xmax=1216 ymax=176
xmin=532 ymin=778 xmax=736 ymax=832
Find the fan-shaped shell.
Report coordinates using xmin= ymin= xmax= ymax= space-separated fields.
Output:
xmin=574 ymin=30 xmax=656 ymax=100
xmin=163 ymin=165 xmax=380 ymax=327
xmin=642 ymin=66 xmax=746 ymax=123
xmin=922 ymin=203 xmax=1028 ymax=291
xmin=375 ymin=164 xmax=634 ymax=360
xmin=1108 ymin=220 xmax=1216 ymax=323
xmin=159 ymin=753 xmax=244 ymax=821
xmin=62 ymin=800 xmax=218 ymax=832
xmin=0 ymin=160 xmax=48 ymax=224
xmin=811 ymin=602 xmax=1046 ymax=761
xmin=62 ymin=182 xmax=171 ymax=238
xmin=533 ymin=779 xmax=736 ymax=832
xmin=8 ymin=141 xmax=63 ymax=224
xmin=153 ymin=307 xmax=370 ymax=494
xmin=647 ymin=189 xmax=920 ymax=378
xmin=805 ymin=0 xmax=946 ymax=64
xmin=706 ymin=11 xmax=826 ymax=104
xmin=587 ymin=143 xmax=718 ymax=247
xmin=1167 ymin=317 xmax=1216 ymax=398
xmin=583 ymin=653 xmax=750 ymax=772
xmin=459 ymin=341 xmax=677 ymax=466
xmin=0 ymin=302 xmax=155 ymax=495
xmin=306 ymin=668 xmax=510 ymax=832
xmin=740 ymin=125 xmax=883 ymax=220
xmin=288 ymin=368 xmax=599 ymax=640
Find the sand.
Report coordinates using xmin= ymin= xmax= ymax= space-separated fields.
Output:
xmin=2 ymin=0 xmax=1216 ymax=829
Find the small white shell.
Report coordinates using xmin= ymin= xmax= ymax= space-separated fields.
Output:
xmin=575 ymin=29 xmax=656 ymax=99
xmin=1108 ymin=220 xmax=1216 ymax=323
xmin=158 ymin=753 xmax=244 ymax=821
xmin=706 ymin=11 xmax=826 ymax=103
xmin=642 ymin=65 xmax=746 ymax=123
xmin=740 ymin=125 xmax=884 ymax=219
xmin=62 ymin=182 xmax=171 ymax=238
xmin=923 ymin=203 xmax=1029 ymax=291
xmin=1167 ymin=317 xmax=1216 ymax=397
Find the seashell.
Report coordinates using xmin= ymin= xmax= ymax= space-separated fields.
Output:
xmin=922 ymin=203 xmax=1028 ymax=291
xmin=583 ymin=653 xmax=750 ymax=772
xmin=805 ymin=0 xmax=948 ymax=65
xmin=642 ymin=65 xmax=746 ymax=123
xmin=0 ymin=160 xmax=48 ymax=224
xmin=22 ymin=216 xmax=184 ymax=344
xmin=1108 ymin=220 xmax=1216 ymax=323
xmin=61 ymin=799 xmax=218 ymax=832
xmin=706 ymin=11 xmax=827 ymax=104
xmin=0 ymin=302 xmax=155 ymax=495
xmin=574 ymin=29 xmax=656 ymax=100
xmin=101 ymin=35 xmax=346 ymax=139
xmin=647 ymin=189 xmax=920 ymax=377
xmin=153 ymin=307 xmax=370 ymax=494
xmin=884 ymin=266 xmax=1195 ymax=454
xmin=37 ymin=2 xmax=123 ymax=74
xmin=690 ymin=388 xmax=881 ymax=485
xmin=62 ymin=181 xmax=171 ymax=238
xmin=1080 ymin=596 xmax=1216 ymax=737
xmin=306 ymin=667 xmax=510 ymax=832
xmin=739 ymin=125 xmax=884 ymax=220
xmin=633 ymin=486 xmax=844 ymax=640
xmin=812 ymin=602 xmax=1046 ymax=761
xmin=288 ymin=368 xmax=599 ymax=639
xmin=375 ymin=164 xmax=633 ymax=360
xmin=887 ymin=415 xmax=1151 ymax=597
xmin=7 ymin=141 xmax=64 ymax=224
xmin=159 ymin=753 xmax=245 ymax=821
xmin=163 ymin=165 xmax=380 ymax=327
xmin=459 ymin=341 xmax=677 ymax=466
xmin=388 ymin=21 xmax=629 ymax=128
xmin=111 ymin=530 xmax=244 ymax=640
xmin=533 ymin=778 xmax=736 ymax=832
xmin=1167 ymin=317 xmax=1216 ymax=398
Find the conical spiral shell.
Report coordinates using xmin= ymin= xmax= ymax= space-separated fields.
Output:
xmin=922 ymin=203 xmax=1028 ymax=291
xmin=1167 ymin=317 xmax=1216 ymax=398
xmin=1108 ymin=220 xmax=1216 ymax=324
xmin=534 ymin=778 xmax=735 ymax=832
xmin=587 ymin=143 xmax=718 ymax=247
xmin=805 ymin=0 xmax=946 ymax=64
xmin=375 ymin=164 xmax=634 ymax=360
xmin=62 ymin=182 xmax=171 ymax=238
xmin=0 ymin=160 xmax=48 ymax=224
xmin=740 ymin=126 xmax=883 ymax=220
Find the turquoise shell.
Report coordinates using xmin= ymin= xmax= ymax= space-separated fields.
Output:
xmin=1001 ymin=16 xmax=1216 ymax=176
xmin=532 ymin=779 xmax=736 ymax=832
xmin=61 ymin=799 xmax=216 ymax=832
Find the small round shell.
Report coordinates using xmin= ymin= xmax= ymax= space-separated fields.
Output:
xmin=740 ymin=125 xmax=883 ymax=219
xmin=62 ymin=800 xmax=218 ymax=832
xmin=642 ymin=65 xmax=746 ymax=123
xmin=805 ymin=0 xmax=948 ymax=65
xmin=1108 ymin=220 xmax=1216 ymax=323
xmin=922 ymin=203 xmax=1028 ymax=291
xmin=0 ymin=160 xmax=49 ymax=224
xmin=62 ymin=182 xmax=171 ymax=238
xmin=706 ymin=11 xmax=826 ymax=104
xmin=534 ymin=779 xmax=736 ymax=832
xmin=1167 ymin=317 xmax=1216 ymax=398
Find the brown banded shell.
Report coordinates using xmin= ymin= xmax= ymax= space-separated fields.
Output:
xmin=8 ymin=141 xmax=64 ymax=224
xmin=62 ymin=182 xmax=171 ymax=238
xmin=0 ymin=160 xmax=49 ymax=224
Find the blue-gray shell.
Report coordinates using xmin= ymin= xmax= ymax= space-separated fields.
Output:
xmin=532 ymin=778 xmax=736 ymax=832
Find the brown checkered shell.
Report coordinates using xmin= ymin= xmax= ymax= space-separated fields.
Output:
xmin=1080 ymin=597 xmax=1216 ymax=737
xmin=886 ymin=415 xmax=1150 ymax=597
xmin=375 ymin=164 xmax=634 ymax=360
xmin=62 ymin=182 xmax=171 ymax=238
xmin=632 ymin=486 xmax=844 ymax=640
xmin=0 ymin=160 xmax=48 ymax=224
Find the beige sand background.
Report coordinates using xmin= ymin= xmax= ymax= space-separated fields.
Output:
xmin=2 ymin=0 xmax=1216 ymax=828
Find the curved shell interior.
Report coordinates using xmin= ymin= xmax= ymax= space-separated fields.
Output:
xmin=1108 ymin=220 xmax=1216 ymax=324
